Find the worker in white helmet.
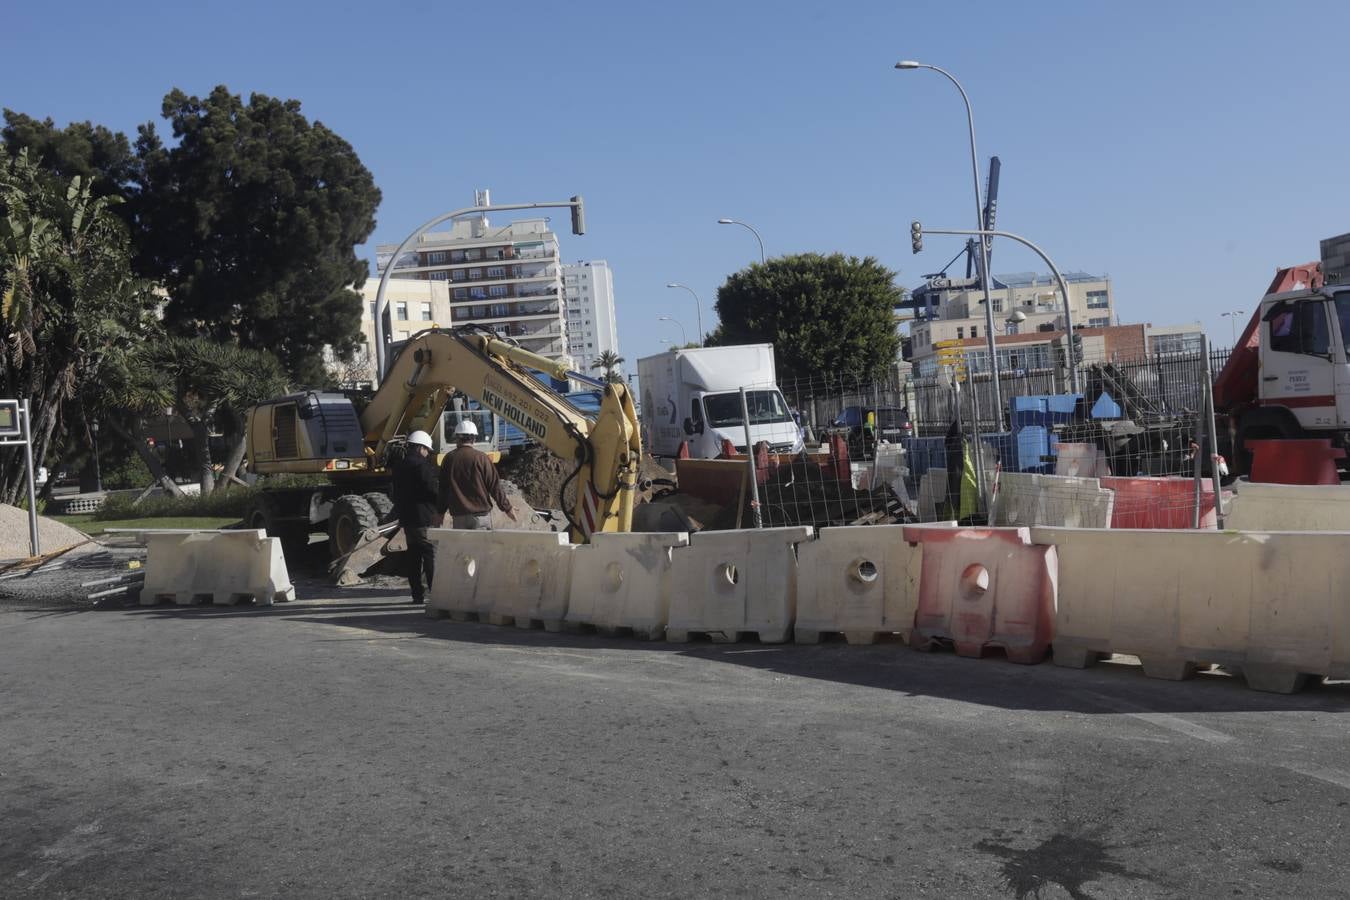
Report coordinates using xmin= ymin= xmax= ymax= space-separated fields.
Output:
xmin=391 ymin=429 xmax=440 ymax=603
xmin=438 ymin=418 xmax=516 ymax=529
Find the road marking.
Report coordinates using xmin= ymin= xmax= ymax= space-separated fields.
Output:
xmin=1081 ymin=691 xmax=1235 ymax=745
xmin=1281 ymin=761 xmax=1350 ymax=791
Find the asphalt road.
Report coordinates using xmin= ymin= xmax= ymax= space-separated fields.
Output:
xmin=1 ymin=593 xmax=1347 ymax=899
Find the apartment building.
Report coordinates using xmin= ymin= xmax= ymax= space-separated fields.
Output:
xmin=374 ymin=202 xmax=566 ymax=361
xmin=562 ymin=260 xmax=620 ymax=376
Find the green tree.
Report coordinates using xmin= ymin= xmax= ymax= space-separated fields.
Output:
xmin=710 ymin=253 xmax=903 ymax=379
xmin=2 ymin=110 xmax=140 ymax=200
xmin=0 ymin=151 xmax=157 ymax=505
xmin=110 ymin=337 xmax=289 ymax=495
xmin=590 ymin=350 xmax=626 ymax=384
xmin=135 ymin=86 xmax=381 ymax=384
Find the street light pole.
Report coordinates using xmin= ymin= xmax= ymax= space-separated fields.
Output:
xmin=373 ymin=197 xmax=586 ymax=377
xmin=657 ymin=315 xmax=688 ymax=346
xmin=716 ymin=218 xmax=766 ymax=263
xmin=1221 ymin=310 xmax=1245 ymax=345
xmin=90 ymin=421 xmax=102 ymax=494
xmin=666 ymin=283 xmax=705 ymax=346
xmin=921 ymin=225 xmax=1082 ymax=393
xmin=895 ymin=60 xmax=1003 ymax=424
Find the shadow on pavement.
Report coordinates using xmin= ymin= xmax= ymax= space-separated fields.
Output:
xmin=122 ymin=596 xmax=1350 ymax=717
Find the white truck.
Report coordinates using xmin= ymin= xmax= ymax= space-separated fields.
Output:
xmin=637 ymin=344 xmax=803 ymax=458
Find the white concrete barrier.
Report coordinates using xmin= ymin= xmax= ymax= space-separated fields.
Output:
xmin=427 ymin=530 xmax=573 ymax=630
xmin=139 ymin=529 xmax=295 ymax=606
xmin=917 ymin=469 xmax=948 ymax=521
xmin=1225 ymin=480 xmax=1350 ymax=531
xmin=666 ymin=526 xmax=813 ymax=643
xmin=992 ymin=472 xmax=1114 ymax=528
xmin=795 ymin=525 xmax=922 ymax=644
xmin=565 ymin=531 xmax=689 ymax=639
xmin=1031 ymin=526 xmax=1350 ymax=693
xmin=1054 ymin=443 xmax=1110 ymax=477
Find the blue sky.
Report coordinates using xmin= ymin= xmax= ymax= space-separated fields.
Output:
xmin=5 ymin=0 xmax=1349 ymax=360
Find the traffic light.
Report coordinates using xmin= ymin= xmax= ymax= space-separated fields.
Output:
xmin=910 ymin=220 xmax=923 ymax=254
xmin=570 ymin=195 xmax=586 ymax=235
xmin=1070 ymin=332 xmax=1083 ymax=363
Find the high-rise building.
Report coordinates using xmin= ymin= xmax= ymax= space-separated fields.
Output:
xmin=563 ymin=260 xmax=621 ymax=376
xmin=374 ymin=193 xmax=566 ymax=361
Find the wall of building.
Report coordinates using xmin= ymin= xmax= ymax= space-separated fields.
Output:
xmin=563 ymin=260 xmax=621 ymax=376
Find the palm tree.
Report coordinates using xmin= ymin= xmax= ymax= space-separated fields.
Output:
xmin=590 ymin=350 xmax=626 ymax=384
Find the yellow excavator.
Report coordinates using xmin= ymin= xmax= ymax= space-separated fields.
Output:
xmin=244 ymin=325 xmax=641 ymax=560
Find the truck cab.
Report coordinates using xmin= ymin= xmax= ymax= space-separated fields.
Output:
xmin=1256 ymin=286 xmax=1350 ymax=431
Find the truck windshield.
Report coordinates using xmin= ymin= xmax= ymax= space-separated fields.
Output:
xmin=703 ymin=390 xmax=792 ymax=428
xmin=1336 ymin=293 xmax=1350 ymax=359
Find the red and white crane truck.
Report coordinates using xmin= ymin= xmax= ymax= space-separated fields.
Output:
xmin=1212 ymin=233 xmax=1350 ymax=476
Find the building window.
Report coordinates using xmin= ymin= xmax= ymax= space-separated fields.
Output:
xmin=468 ymin=268 xmax=482 ymax=280
xmin=450 ymin=250 xmax=466 ymax=263
xmin=1086 ymin=290 xmax=1109 ymax=309
xmin=395 ymin=302 xmax=408 ymax=321
xmin=487 ymin=266 xmax=505 ymax=278
xmin=420 ymin=302 xmax=433 ymax=321
xmin=471 ymin=306 xmax=485 ymax=317
xmin=489 ymin=285 xmax=508 ymax=297
xmin=428 ymin=251 xmax=447 ymax=264
xmin=992 ymin=298 xmax=1003 ymax=313
xmin=490 ymin=304 xmax=509 ymax=318
xmin=470 ymin=288 xmax=487 ymax=300
xmin=956 ymin=327 xmax=964 ymax=339
xmin=1154 ymin=332 xmax=1207 ymax=355
xmin=466 ymin=248 xmax=482 ymax=261
xmin=453 ymin=288 xmax=467 ymax=300
xmin=429 ymin=271 xmax=448 ymax=281
xmin=970 ymin=326 xmax=978 ymax=339
xmin=451 ymin=270 xmax=466 ymax=282
xmin=1088 ymin=317 xmax=1110 ymax=328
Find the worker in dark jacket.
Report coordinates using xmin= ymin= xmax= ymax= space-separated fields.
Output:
xmin=438 ymin=420 xmax=516 ymax=529
xmin=391 ymin=430 xmax=440 ymax=603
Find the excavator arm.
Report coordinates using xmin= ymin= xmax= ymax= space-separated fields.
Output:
xmin=361 ymin=326 xmax=640 ymax=541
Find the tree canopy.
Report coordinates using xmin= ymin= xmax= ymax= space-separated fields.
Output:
xmin=710 ymin=253 xmax=903 ymax=379
xmin=134 ymin=87 xmax=381 ymax=384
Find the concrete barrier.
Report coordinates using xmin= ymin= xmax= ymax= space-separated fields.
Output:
xmin=666 ymin=526 xmax=813 ymax=643
xmin=139 ymin=529 xmax=295 ymax=606
xmin=1031 ymin=526 xmax=1350 ymax=693
xmin=1225 ymin=480 xmax=1350 ymax=531
xmin=565 ymin=531 xmax=689 ymax=639
xmin=795 ymin=525 xmax=922 ymax=644
xmin=917 ymin=468 xmax=948 ymax=521
xmin=907 ymin=525 xmax=1057 ymax=664
xmin=426 ymin=530 xmax=573 ymax=630
xmin=991 ymin=472 xmax=1114 ymax=528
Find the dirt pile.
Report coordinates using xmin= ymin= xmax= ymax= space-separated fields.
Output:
xmin=0 ymin=504 xmax=95 ymax=560
xmin=497 ymin=447 xmax=576 ymax=510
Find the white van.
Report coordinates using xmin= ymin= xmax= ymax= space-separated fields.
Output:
xmin=637 ymin=344 xmax=803 ymax=458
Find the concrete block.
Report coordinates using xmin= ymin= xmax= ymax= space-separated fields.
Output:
xmin=907 ymin=525 xmax=1057 ymax=664
xmin=1101 ymin=476 xmax=1219 ymax=529
xmin=1225 ymin=480 xmax=1350 ymax=531
xmin=795 ymin=525 xmax=921 ymax=644
xmin=140 ymin=529 xmax=294 ymax=606
xmin=428 ymin=529 xmax=573 ymax=629
xmin=666 ymin=526 xmax=812 ymax=643
xmin=565 ymin=531 xmax=689 ymax=639
xmin=1032 ymin=527 xmax=1350 ymax=692
xmin=992 ymin=472 xmax=1114 ymax=528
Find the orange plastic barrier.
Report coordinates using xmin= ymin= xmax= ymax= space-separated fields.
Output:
xmin=905 ymin=525 xmax=1057 ymax=664
xmin=1248 ymin=439 xmax=1344 ymax=485
xmin=1100 ymin=476 xmax=1220 ymax=529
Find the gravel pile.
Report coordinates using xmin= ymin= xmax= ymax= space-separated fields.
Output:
xmin=0 ymin=547 xmax=145 ymax=609
xmin=0 ymin=503 xmax=96 ymax=561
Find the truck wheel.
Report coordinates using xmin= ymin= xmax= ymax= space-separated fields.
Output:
xmin=362 ymin=492 xmax=395 ymax=524
xmin=329 ymin=494 xmax=380 ymax=560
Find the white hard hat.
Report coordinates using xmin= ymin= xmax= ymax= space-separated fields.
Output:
xmin=453 ymin=419 xmax=479 ymax=438
xmin=407 ymin=430 xmax=434 ymax=449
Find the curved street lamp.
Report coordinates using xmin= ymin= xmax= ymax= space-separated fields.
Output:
xmin=657 ymin=315 xmax=688 ymax=346
xmin=716 ymin=218 xmax=766 ymax=263
xmin=665 ymin=283 xmax=705 ymax=347
xmin=895 ymin=59 xmax=1002 ymax=422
